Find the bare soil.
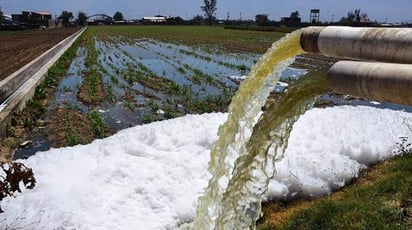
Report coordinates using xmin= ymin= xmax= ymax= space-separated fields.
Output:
xmin=0 ymin=27 xmax=81 ymax=80
xmin=47 ymin=107 xmax=107 ymax=147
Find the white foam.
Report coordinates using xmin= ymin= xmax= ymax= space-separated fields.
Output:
xmin=1 ymin=106 xmax=411 ymax=229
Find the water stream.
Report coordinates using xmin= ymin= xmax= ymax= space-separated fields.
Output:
xmin=191 ymin=29 xmax=329 ymax=229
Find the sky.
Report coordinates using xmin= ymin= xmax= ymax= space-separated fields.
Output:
xmin=1 ymin=0 xmax=411 ymax=23
xmin=1 ymin=106 xmax=411 ymax=229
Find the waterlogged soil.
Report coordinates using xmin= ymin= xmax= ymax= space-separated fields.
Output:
xmin=1 ymin=33 xmax=328 ymax=159
xmin=0 ymin=26 xmax=379 ymax=161
xmin=3 ymin=26 xmax=409 ymax=228
xmin=0 ymin=26 xmax=334 ymax=158
xmin=0 ymin=27 xmax=81 ymax=158
xmin=47 ymin=107 xmax=111 ymax=146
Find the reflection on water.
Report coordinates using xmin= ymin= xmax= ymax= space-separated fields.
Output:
xmin=52 ymin=47 xmax=89 ymax=112
xmin=61 ymin=38 xmax=309 ymax=130
xmin=13 ymin=134 xmax=52 ymax=160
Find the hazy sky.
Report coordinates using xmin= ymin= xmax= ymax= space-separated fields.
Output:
xmin=1 ymin=0 xmax=411 ymax=23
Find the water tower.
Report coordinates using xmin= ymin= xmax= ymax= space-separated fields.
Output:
xmin=310 ymin=9 xmax=320 ymax=24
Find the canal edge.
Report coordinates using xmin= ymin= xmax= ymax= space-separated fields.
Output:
xmin=0 ymin=27 xmax=87 ymax=137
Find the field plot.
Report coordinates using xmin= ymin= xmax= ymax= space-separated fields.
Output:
xmin=2 ymin=25 xmax=412 ymax=230
xmin=32 ymin=27 xmax=306 ymax=146
xmin=10 ymin=26 xmax=308 ymax=157
xmin=0 ymin=27 xmax=80 ymax=80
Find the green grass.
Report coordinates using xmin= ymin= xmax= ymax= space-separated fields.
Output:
xmin=88 ymin=25 xmax=286 ymax=54
xmin=258 ymin=144 xmax=412 ymax=229
xmin=82 ymin=25 xmax=285 ymax=116
xmin=89 ymin=110 xmax=107 ymax=138
xmin=79 ymin=29 xmax=107 ymax=104
xmin=0 ymin=30 xmax=24 ymax=36
xmin=64 ymin=110 xmax=80 ymax=146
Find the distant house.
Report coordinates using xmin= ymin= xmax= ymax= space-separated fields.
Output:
xmin=280 ymin=16 xmax=301 ymax=26
xmin=31 ymin=11 xmax=52 ymax=20
xmin=3 ymin=14 xmax=12 ymax=22
xmin=142 ymin=16 xmax=166 ymax=23
xmin=11 ymin=11 xmax=55 ymax=28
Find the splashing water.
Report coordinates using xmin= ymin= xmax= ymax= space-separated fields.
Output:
xmin=215 ymin=70 xmax=328 ymax=229
xmin=191 ymin=29 xmax=329 ymax=229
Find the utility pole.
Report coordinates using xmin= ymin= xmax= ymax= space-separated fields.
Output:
xmin=240 ymin=12 xmax=242 ymax=21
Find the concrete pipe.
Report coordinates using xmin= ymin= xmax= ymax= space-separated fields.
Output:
xmin=300 ymin=26 xmax=412 ymax=64
xmin=327 ymin=61 xmax=412 ymax=106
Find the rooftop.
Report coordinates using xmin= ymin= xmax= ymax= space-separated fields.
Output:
xmin=33 ymin=11 xmax=52 ymax=16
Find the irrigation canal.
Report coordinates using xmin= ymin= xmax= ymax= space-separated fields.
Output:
xmin=0 ymin=28 xmax=86 ymax=138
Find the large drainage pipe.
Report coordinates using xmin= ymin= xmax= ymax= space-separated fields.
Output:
xmin=300 ymin=26 xmax=412 ymax=64
xmin=327 ymin=61 xmax=412 ymax=106
xmin=300 ymin=26 xmax=412 ymax=106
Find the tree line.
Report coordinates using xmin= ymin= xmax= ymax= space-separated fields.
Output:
xmin=2 ymin=0 xmax=372 ymax=27
xmin=58 ymin=10 xmax=124 ymax=26
xmin=0 ymin=8 xmax=4 ymax=23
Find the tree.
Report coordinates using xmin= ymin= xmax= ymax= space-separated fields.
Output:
xmin=290 ymin=11 xmax=300 ymax=21
xmin=201 ymin=0 xmax=217 ymax=25
xmin=59 ymin=10 xmax=74 ymax=26
xmin=255 ymin=14 xmax=269 ymax=26
xmin=77 ymin=11 xmax=87 ymax=26
xmin=346 ymin=11 xmax=356 ymax=22
xmin=113 ymin=11 xmax=124 ymax=21
xmin=0 ymin=8 xmax=3 ymax=23
xmin=191 ymin=15 xmax=205 ymax=24
xmin=339 ymin=9 xmax=368 ymax=24
xmin=166 ymin=16 xmax=185 ymax=25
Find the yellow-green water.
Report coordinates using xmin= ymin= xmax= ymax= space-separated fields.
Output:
xmin=215 ymin=70 xmax=329 ymax=229
xmin=192 ymin=29 xmax=329 ymax=229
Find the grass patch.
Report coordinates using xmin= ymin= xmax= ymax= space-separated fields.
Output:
xmin=0 ymin=30 xmax=24 ymax=36
xmin=63 ymin=108 xmax=80 ymax=146
xmin=78 ymin=29 xmax=106 ymax=104
xmin=89 ymin=110 xmax=107 ymax=138
xmin=258 ymin=141 xmax=412 ymax=229
xmin=88 ymin=25 xmax=286 ymax=54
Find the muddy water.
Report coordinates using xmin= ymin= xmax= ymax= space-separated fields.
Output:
xmin=67 ymin=38 xmax=309 ymax=130
xmin=13 ymin=38 xmax=308 ymax=159
xmin=52 ymin=47 xmax=89 ymax=112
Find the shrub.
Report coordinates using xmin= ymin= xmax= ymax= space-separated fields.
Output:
xmin=0 ymin=161 xmax=36 ymax=212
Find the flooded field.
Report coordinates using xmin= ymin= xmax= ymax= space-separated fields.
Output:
xmin=10 ymin=26 xmax=412 ymax=159
xmin=78 ymin=36 xmax=307 ymax=129
xmin=2 ymin=24 xmax=412 ymax=230
xmin=9 ymin=26 xmax=308 ymax=158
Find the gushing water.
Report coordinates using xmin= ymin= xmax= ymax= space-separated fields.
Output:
xmin=191 ymin=29 xmax=329 ymax=229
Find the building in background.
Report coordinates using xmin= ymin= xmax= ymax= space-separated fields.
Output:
xmin=11 ymin=11 xmax=55 ymax=28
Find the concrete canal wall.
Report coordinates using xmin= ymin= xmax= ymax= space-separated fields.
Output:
xmin=0 ymin=27 xmax=86 ymax=137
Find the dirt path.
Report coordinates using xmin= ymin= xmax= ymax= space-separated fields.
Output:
xmin=0 ymin=27 xmax=81 ymax=80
